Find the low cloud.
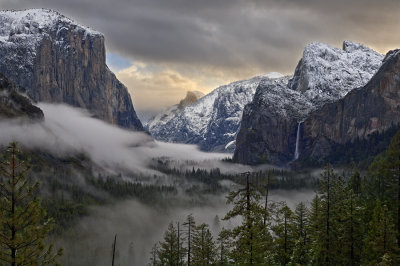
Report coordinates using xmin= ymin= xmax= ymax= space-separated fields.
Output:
xmin=54 ymin=189 xmax=315 ymax=265
xmin=0 ymin=104 xmax=228 ymax=175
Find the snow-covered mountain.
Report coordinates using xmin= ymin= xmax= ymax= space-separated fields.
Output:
xmin=234 ymin=41 xmax=384 ymax=165
xmin=0 ymin=9 xmax=143 ymax=130
xmin=289 ymin=41 xmax=383 ymax=108
xmin=147 ymin=73 xmax=284 ymax=152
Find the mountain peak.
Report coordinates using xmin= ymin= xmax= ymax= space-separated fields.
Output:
xmin=342 ymin=40 xmax=374 ymax=53
xmin=178 ymin=91 xmax=205 ymax=108
xmin=0 ymin=8 xmax=101 ymax=38
xmin=264 ymin=72 xmax=284 ymax=79
xmin=289 ymin=40 xmax=383 ymax=104
xmin=0 ymin=9 xmax=143 ymax=130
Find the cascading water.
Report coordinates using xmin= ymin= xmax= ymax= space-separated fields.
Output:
xmin=294 ymin=122 xmax=302 ymax=160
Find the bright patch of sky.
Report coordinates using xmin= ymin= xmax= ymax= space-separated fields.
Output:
xmin=106 ymin=53 xmax=133 ymax=72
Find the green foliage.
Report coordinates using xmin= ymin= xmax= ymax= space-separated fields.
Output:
xmin=151 ymin=130 xmax=400 ymax=265
xmin=289 ymin=202 xmax=310 ymax=265
xmin=191 ymin=223 xmax=217 ymax=265
xmin=216 ymin=228 xmax=231 ymax=265
xmin=0 ymin=143 xmax=62 ymax=265
xmin=362 ymin=200 xmax=398 ymax=264
xmin=223 ymin=173 xmax=272 ymax=265
xmin=272 ymin=204 xmax=295 ymax=265
xmin=157 ymin=223 xmax=186 ymax=266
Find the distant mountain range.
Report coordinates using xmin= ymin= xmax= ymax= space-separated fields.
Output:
xmin=147 ymin=73 xmax=284 ymax=152
xmin=234 ymin=41 xmax=385 ymax=164
xmin=0 ymin=9 xmax=399 ymax=167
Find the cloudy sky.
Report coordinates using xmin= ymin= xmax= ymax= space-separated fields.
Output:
xmin=0 ymin=0 xmax=399 ymax=112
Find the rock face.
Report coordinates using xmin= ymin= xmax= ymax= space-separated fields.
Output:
xmin=178 ymin=91 xmax=204 ymax=108
xmin=0 ymin=72 xmax=43 ymax=120
xmin=0 ymin=9 xmax=143 ymax=130
xmin=233 ymin=41 xmax=384 ymax=165
xmin=300 ymin=49 xmax=400 ymax=160
xmin=147 ymin=73 xmax=283 ymax=152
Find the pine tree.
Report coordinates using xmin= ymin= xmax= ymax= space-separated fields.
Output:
xmin=385 ymin=130 xmax=400 ymax=248
xmin=0 ymin=142 xmax=62 ymax=265
xmin=216 ymin=228 xmax=231 ymax=266
xmin=191 ymin=223 xmax=216 ymax=265
xmin=158 ymin=222 xmax=186 ymax=265
xmin=308 ymin=194 xmax=322 ymax=265
xmin=362 ymin=200 xmax=397 ymax=264
xmin=183 ymin=214 xmax=196 ymax=265
xmin=148 ymin=243 xmax=160 ymax=266
xmin=223 ymin=172 xmax=271 ymax=265
xmin=289 ymin=202 xmax=310 ymax=265
xmin=311 ymin=164 xmax=346 ymax=265
xmin=272 ymin=203 xmax=295 ymax=265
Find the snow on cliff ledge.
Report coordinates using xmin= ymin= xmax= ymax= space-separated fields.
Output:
xmin=147 ymin=73 xmax=284 ymax=152
xmin=289 ymin=40 xmax=384 ymax=107
xmin=0 ymin=9 xmax=101 ymax=38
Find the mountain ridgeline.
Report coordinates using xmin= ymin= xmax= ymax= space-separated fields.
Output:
xmin=0 ymin=9 xmax=143 ymax=130
xmin=233 ymin=41 xmax=400 ymax=165
xmin=0 ymin=72 xmax=43 ymax=120
xmin=147 ymin=73 xmax=284 ymax=152
xmin=148 ymin=40 xmax=394 ymax=162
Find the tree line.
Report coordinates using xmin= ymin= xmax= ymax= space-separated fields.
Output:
xmin=150 ymin=131 xmax=400 ymax=265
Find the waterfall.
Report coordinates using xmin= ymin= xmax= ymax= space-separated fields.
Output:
xmin=294 ymin=122 xmax=302 ymax=160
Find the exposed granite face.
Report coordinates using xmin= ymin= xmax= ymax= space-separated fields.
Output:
xmin=147 ymin=74 xmax=272 ymax=152
xmin=178 ymin=91 xmax=205 ymax=109
xmin=233 ymin=41 xmax=386 ymax=165
xmin=0 ymin=9 xmax=143 ymax=130
xmin=233 ymin=77 xmax=304 ymax=165
xmin=301 ymin=49 xmax=400 ymax=161
xmin=0 ymin=72 xmax=43 ymax=120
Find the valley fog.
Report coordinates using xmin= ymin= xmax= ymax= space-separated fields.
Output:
xmin=0 ymin=103 xmax=316 ymax=265
xmin=55 ymin=189 xmax=315 ymax=266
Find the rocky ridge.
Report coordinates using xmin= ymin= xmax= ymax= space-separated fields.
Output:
xmin=233 ymin=41 xmax=385 ymax=164
xmin=300 ymin=49 xmax=400 ymax=161
xmin=0 ymin=9 xmax=143 ymax=130
xmin=147 ymin=73 xmax=284 ymax=152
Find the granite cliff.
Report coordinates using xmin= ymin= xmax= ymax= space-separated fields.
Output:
xmin=0 ymin=9 xmax=143 ymax=130
xmin=300 ymin=49 xmax=400 ymax=161
xmin=233 ymin=41 xmax=385 ymax=165
xmin=147 ymin=73 xmax=283 ymax=152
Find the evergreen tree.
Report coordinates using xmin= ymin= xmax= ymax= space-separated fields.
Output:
xmin=272 ymin=203 xmax=295 ymax=265
xmin=183 ymin=214 xmax=196 ymax=265
xmin=191 ymin=223 xmax=216 ymax=265
xmin=385 ymin=130 xmax=400 ymax=248
xmin=310 ymin=164 xmax=346 ymax=265
xmin=158 ymin=223 xmax=186 ymax=265
xmin=289 ymin=202 xmax=310 ymax=265
xmin=340 ymin=189 xmax=363 ymax=266
xmin=216 ymin=228 xmax=231 ymax=266
xmin=362 ymin=200 xmax=397 ymax=264
xmin=0 ymin=142 xmax=62 ymax=265
xmin=148 ymin=243 xmax=160 ymax=266
xmin=223 ymin=172 xmax=271 ymax=265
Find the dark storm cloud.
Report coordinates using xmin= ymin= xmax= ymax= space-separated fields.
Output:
xmin=1 ymin=0 xmax=399 ymax=74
